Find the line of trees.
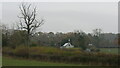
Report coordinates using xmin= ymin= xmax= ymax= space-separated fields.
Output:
xmin=2 ymin=26 xmax=118 ymax=50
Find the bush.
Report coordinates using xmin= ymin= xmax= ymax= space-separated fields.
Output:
xmin=13 ymin=45 xmax=29 ymax=58
xmin=2 ymin=47 xmax=14 ymax=56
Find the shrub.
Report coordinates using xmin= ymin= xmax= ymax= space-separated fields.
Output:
xmin=13 ymin=45 xmax=29 ymax=58
xmin=2 ymin=47 xmax=14 ymax=56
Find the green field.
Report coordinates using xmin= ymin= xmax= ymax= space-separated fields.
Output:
xmin=2 ymin=57 xmax=83 ymax=66
xmin=100 ymin=48 xmax=119 ymax=54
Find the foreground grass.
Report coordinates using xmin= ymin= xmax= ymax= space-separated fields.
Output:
xmin=100 ymin=48 xmax=119 ymax=54
xmin=2 ymin=57 xmax=83 ymax=66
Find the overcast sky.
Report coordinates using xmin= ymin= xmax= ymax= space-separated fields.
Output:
xmin=1 ymin=2 xmax=118 ymax=33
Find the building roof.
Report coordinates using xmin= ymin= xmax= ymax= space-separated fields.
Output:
xmin=63 ymin=43 xmax=72 ymax=46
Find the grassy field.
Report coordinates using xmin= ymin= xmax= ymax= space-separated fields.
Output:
xmin=100 ymin=48 xmax=119 ymax=54
xmin=2 ymin=57 xmax=84 ymax=66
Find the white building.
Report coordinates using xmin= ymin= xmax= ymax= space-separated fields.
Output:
xmin=60 ymin=42 xmax=74 ymax=48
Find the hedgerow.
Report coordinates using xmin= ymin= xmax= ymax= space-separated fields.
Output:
xmin=2 ymin=46 xmax=119 ymax=66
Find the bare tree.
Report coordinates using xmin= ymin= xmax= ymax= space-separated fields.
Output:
xmin=93 ymin=28 xmax=102 ymax=37
xmin=92 ymin=28 xmax=102 ymax=47
xmin=18 ymin=3 xmax=44 ymax=45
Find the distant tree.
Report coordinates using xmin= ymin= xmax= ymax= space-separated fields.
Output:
xmin=18 ymin=3 xmax=44 ymax=46
xmin=87 ymin=33 xmax=94 ymax=43
xmin=73 ymin=30 xmax=88 ymax=50
xmin=2 ymin=24 xmax=9 ymax=47
xmin=9 ymin=30 xmax=27 ymax=48
xmin=92 ymin=28 xmax=102 ymax=47
xmin=93 ymin=29 xmax=102 ymax=37
xmin=118 ymin=33 xmax=120 ymax=45
xmin=0 ymin=24 xmax=1 ymax=47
